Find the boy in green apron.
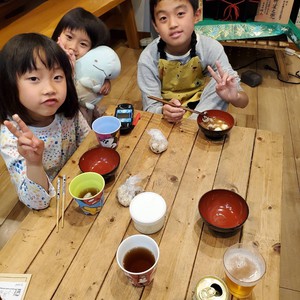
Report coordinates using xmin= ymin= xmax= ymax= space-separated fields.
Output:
xmin=138 ymin=0 xmax=248 ymax=123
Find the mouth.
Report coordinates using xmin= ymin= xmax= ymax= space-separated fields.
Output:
xmin=169 ymin=31 xmax=183 ymax=39
xmin=93 ymin=64 xmax=107 ymax=77
xmin=42 ymin=99 xmax=58 ymax=106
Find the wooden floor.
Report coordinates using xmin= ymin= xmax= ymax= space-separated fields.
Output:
xmin=0 ymin=37 xmax=299 ymax=299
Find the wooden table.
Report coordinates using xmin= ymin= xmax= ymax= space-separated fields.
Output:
xmin=0 ymin=106 xmax=283 ymax=299
xmin=0 ymin=0 xmax=139 ymax=49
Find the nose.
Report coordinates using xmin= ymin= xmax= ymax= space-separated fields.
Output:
xmin=168 ymin=16 xmax=178 ymax=28
xmin=42 ymin=79 xmax=56 ymax=95
xmin=67 ymin=41 xmax=78 ymax=55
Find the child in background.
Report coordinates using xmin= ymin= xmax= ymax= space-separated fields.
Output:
xmin=138 ymin=0 xmax=249 ymax=123
xmin=0 ymin=33 xmax=90 ymax=210
xmin=52 ymin=7 xmax=112 ymax=124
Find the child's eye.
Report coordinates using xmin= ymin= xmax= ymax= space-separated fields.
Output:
xmin=28 ymin=76 xmax=39 ymax=82
xmin=65 ymin=34 xmax=72 ymax=40
xmin=158 ymin=16 xmax=167 ymax=22
xmin=177 ymin=11 xmax=186 ymax=17
xmin=54 ymin=75 xmax=64 ymax=81
xmin=80 ymin=42 xmax=89 ymax=48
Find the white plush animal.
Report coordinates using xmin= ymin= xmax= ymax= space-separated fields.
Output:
xmin=75 ymin=46 xmax=121 ymax=110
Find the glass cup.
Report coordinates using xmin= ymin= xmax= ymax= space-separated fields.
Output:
xmin=116 ymin=234 xmax=159 ymax=287
xmin=223 ymin=243 xmax=266 ymax=299
xmin=92 ymin=116 xmax=121 ymax=148
xmin=69 ymin=172 xmax=105 ymax=215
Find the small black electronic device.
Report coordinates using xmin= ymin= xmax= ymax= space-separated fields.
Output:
xmin=114 ymin=103 xmax=134 ymax=134
xmin=241 ymin=70 xmax=262 ymax=87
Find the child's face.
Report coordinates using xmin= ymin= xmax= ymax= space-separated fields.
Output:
xmin=59 ymin=28 xmax=92 ymax=59
xmin=152 ymin=0 xmax=201 ymax=55
xmin=17 ymin=55 xmax=67 ymax=126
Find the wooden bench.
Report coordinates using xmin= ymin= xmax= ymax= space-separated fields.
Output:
xmin=0 ymin=0 xmax=139 ymax=49
xmin=220 ymin=39 xmax=291 ymax=81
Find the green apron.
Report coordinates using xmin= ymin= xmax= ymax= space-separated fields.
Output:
xmin=158 ymin=56 xmax=206 ymax=117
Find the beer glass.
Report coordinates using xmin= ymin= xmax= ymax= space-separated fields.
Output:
xmin=223 ymin=243 xmax=266 ymax=298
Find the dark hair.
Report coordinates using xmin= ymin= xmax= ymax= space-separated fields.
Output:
xmin=150 ymin=0 xmax=199 ymax=23
xmin=158 ymin=31 xmax=197 ymax=59
xmin=0 ymin=33 xmax=79 ymax=124
xmin=52 ymin=7 xmax=110 ymax=48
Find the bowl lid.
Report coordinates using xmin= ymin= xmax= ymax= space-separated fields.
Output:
xmin=129 ymin=192 xmax=167 ymax=223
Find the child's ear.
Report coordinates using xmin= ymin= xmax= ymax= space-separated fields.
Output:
xmin=194 ymin=9 xmax=202 ymax=23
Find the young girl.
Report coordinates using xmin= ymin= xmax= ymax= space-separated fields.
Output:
xmin=138 ymin=0 xmax=249 ymax=123
xmin=0 ymin=33 xmax=90 ymax=210
xmin=52 ymin=7 xmax=112 ymax=124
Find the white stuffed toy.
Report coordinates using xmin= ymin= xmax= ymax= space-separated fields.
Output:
xmin=75 ymin=45 xmax=121 ymax=110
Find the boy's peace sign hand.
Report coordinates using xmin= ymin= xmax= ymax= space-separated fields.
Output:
xmin=207 ymin=61 xmax=239 ymax=104
xmin=4 ymin=114 xmax=45 ymax=165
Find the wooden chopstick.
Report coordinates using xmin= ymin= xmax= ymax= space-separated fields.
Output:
xmin=56 ymin=177 xmax=61 ymax=233
xmin=147 ymin=95 xmax=203 ymax=115
xmin=61 ymin=175 xmax=66 ymax=228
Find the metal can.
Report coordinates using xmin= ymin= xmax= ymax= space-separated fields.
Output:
xmin=193 ymin=276 xmax=229 ymax=300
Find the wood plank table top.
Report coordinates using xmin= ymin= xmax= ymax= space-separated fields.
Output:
xmin=0 ymin=0 xmax=139 ymax=49
xmin=0 ymin=106 xmax=283 ymax=300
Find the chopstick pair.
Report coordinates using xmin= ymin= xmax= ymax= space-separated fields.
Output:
xmin=147 ymin=95 xmax=203 ymax=115
xmin=56 ymin=175 xmax=66 ymax=232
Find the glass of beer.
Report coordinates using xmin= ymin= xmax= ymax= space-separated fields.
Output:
xmin=223 ymin=243 xmax=266 ymax=298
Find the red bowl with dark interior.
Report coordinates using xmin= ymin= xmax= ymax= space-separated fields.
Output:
xmin=198 ymin=189 xmax=249 ymax=235
xmin=79 ymin=147 xmax=120 ymax=180
xmin=197 ymin=110 xmax=234 ymax=140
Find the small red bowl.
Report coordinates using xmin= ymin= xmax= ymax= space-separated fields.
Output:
xmin=198 ymin=189 xmax=249 ymax=235
xmin=79 ymin=147 xmax=120 ymax=180
xmin=197 ymin=110 xmax=234 ymax=140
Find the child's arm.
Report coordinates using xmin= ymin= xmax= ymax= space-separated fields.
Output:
xmin=207 ymin=61 xmax=249 ymax=108
xmin=3 ymin=115 xmax=49 ymax=192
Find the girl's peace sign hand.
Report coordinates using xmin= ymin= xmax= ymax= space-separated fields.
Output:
xmin=4 ymin=114 xmax=45 ymax=165
xmin=207 ymin=61 xmax=239 ymax=104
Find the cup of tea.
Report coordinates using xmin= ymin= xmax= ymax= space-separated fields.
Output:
xmin=116 ymin=234 xmax=160 ymax=287
xmin=92 ymin=116 xmax=121 ymax=148
xmin=223 ymin=243 xmax=266 ymax=299
xmin=69 ymin=172 xmax=105 ymax=215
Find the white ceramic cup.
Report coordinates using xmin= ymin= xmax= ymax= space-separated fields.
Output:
xmin=116 ymin=234 xmax=160 ymax=287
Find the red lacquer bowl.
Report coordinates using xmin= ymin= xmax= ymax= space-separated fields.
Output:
xmin=79 ymin=147 xmax=120 ymax=180
xmin=198 ymin=189 xmax=249 ymax=235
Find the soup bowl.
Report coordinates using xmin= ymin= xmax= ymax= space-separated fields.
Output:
xmin=79 ymin=146 xmax=120 ymax=181
xmin=197 ymin=110 xmax=234 ymax=139
xmin=198 ymin=189 xmax=249 ymax=235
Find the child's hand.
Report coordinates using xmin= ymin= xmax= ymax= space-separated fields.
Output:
xmin=207 ymin=61 xmax=239 ymax=104
xmin=99 ymin=79 xmax=111 ymax=95
xmin=57 ymin=36 xmax=76 ymax=72
xmin=162 ymin=99 xmax=185 ymax=123
xmin=4 ymin=114 xmax=45 ymax=165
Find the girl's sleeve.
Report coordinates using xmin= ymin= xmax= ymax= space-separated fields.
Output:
xmin=75 ymin=111 xmax=91 ymax=146
xmin=0 ymin=127 xmax=55 ymax=210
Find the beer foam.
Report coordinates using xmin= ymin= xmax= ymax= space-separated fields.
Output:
xmin=224 ymin=248 xmax=265 ymax=283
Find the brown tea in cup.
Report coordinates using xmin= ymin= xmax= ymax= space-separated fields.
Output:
xmin=123 ymin=247 xmax=156 ymax=273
